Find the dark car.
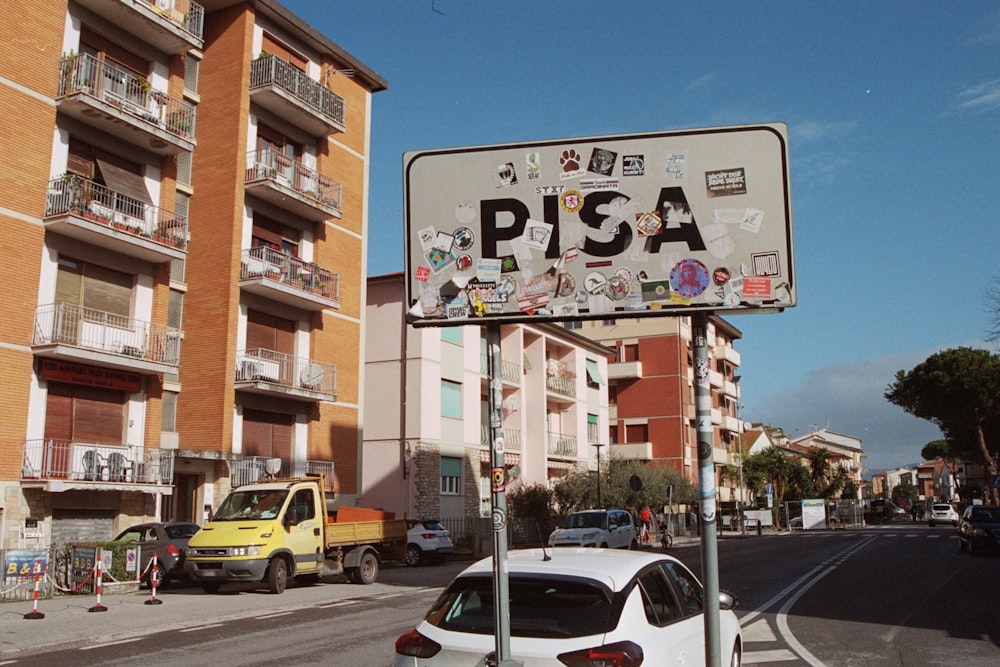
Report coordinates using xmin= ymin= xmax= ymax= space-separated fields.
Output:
xmin=957 ymin=505 xmax=1000 ymax=555
xmin=114 ymin=521 xmax=200 ymax=587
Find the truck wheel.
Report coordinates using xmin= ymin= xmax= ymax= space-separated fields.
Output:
xmin=353 ymin=552 xmax=378 ymax=585
xmin=267 ymin=557 xmax=288 ymax=594
xmin=405 ymin=544 xmax=423 ymax=567
xmin=202 ymin=582 xmax=221 ymax=594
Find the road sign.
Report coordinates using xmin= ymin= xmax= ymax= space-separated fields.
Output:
xmin=403 ymin=124 xmax=793 ymax=326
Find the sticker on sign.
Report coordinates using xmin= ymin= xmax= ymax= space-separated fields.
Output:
xmin=403 ymin=124 xmax=794 ymax=326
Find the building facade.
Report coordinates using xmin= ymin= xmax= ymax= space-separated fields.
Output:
xmin=364 ymin=274 xmax=611 ymax=520
xmin=0 ymin=0 xmax=383 ymax=548
xmin=572 ymin=316 xmax=743 ymax=501
xmin=790 ymin=429 xmax=864 ymax=500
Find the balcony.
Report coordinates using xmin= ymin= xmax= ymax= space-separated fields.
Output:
xmin=607 ymin=360 xmax=643 ymax=380
xmin=545 ymin=373 xmax=576 ymax=399
xmin=722 ymin=414 xmax=741 ymax=433
xmin=33 ymin=302 xmax=182 ymax=375
xmin=239 ymin=247 xmax=340 ymax=311
xmin=244 ymin=150 xmax=343 ymax=221
xmin=234 ymin=348 xmax=337 ymax=402
xmin=249 ymin=55 xmax=345 ymax=137
xmin=610 ymin=441 xmax=653 ymax=461
xmin=547 ymin=433 xmax=578 ymax=457
xmin=44 ymin=175 xmax=187 ymax=262
xmin=58 ymin=53 xmax=195 ymax=155
xmin=73 ymin=0 xmax=204 ymax=54
xmin=480 ymin=425 xmax=522 ymax=451
xmin=479 ymin=354 xmax=521 ymax=383
xmin=715 ymin=345 xmax=741 ymax=366
xmin=22 ymin=439 xmax=173 ymax=492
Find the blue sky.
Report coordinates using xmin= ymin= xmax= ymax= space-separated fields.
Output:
xmin=284 ymin=1 xmax=1000 ymax=474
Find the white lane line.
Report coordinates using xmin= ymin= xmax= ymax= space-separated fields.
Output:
xmin=180 ymin=623 xmax=225 ymax=632
xmin=741 ymin=618 xmax=778 ymax=642
xmin=256 ymin=611 xmax=293 ymax=619
xmin=80 ymin=637 xmax=144 ymax=651
xmin=743 ymin=648 xmax=800 ymax=664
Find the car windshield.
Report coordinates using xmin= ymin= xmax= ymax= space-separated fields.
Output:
xmin=562 ymin=513 xmax=606 ymax=529
xmin=165 ymin=524 xmax=200 ymax=539
xmin=425 ymin=574 xmax=615 ymax=638
xmin=213 ymin=490 xmax=288 ymax=520
xmin=970 ymin=508 xmax=1000 ymax=522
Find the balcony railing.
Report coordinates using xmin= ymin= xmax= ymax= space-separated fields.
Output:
xmin=59 ymin=53 xmax=195 ymax=142
xmin=235 ymin=348 xmax=337 ymax=398
xmin=305 ymin=460 xmax=335 ymax=491
xmin=240 ymin=246 xmax=340 ymax=302
xmin=22 ymin=439 xmax=173 ymax=485
xmin=547 ymin=433 xmax=578 ymax=457
xmin=479 ymin=355 xmax=521 ymax=383
xmin=249 ymin=55 xmax=345 ymax=128
xmin=136 ymin=0 xmax=205 ymax=39
xmin=34 ymin=302 xmax=182 ymax=365
xmin=45 ymin=175 xmax=188 ymax=251
xmin=545 ymin=373 xmax=576 ymax=398
xmin=245 ymin=149 xmax=342 ymax=211
xmin=230 ymin=457 xmax=334 ymax=489
xmin=480 ymin=426 xmax=522 ymax=450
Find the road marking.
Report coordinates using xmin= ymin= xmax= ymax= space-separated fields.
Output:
xmin=742 ymin=618 xmax=778 ymax=642
xmin=743 ymin=648 xmax=800 ymax=664
xmin=316 ymin=600 xmax=359 ymax=608
xmin=180 ymin=623 xmax=225 ymax=632
xmin=256 ymin=611 xmax=293 ymax=619
xmin=80 ymin=638 xmax=144 ymax=651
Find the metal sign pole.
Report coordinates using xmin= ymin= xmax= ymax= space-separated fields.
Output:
xmin=485 ymin=322 xmax=521 ymax=667
xmin=693 ymin=313 xmax=721 ymax=667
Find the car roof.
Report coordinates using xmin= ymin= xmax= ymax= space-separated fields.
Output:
xmin=458 ymin=548 xmax=680 ymax=593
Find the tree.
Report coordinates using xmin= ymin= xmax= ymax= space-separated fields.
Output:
xmin=806 ymin=449 xmax=849 ymax=499
xmin=506 ymin=483 xmax=558 ymax=544
xmin=742 ymin=446 xmax=813 ymax=523
xmin=891 ymin=482 xmax=919 ymax=508
xmin=886 ymin=348 xmax=1000 ymax=504
xmin=550 ymin=455 xmax=695 ymax=518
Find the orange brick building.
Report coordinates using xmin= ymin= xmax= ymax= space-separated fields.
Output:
xmin=0 ymin=0 xmax=384 ymax=547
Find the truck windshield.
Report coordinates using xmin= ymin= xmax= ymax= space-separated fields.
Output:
xmin=214 ymin=490 xmax=288 ymax=520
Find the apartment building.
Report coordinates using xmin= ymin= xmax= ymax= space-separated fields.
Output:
xmin=0 ymin=0 xmax=384 ymax=548
xmin=790 ymin=429 xmax=864 ymax=500
xmin=364 ymin=274 xmax=611 ymax=520
xmin=572 ymin=316 xmax=743 ymax=501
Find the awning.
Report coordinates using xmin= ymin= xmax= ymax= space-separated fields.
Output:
xmin=96 ymin=158 xmax=152 ymax=204
xmin=586 ymin=359 xmax=605 ymax=385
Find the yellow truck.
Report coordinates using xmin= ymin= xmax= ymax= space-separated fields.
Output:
xmin=184 ymin=476 xmax=407 ymax=594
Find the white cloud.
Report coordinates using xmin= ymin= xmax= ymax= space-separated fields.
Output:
xmin=791 ymin=120 xmax=859 ymax=143
xmin=953 ymin=78 xmax=1000 ymax=113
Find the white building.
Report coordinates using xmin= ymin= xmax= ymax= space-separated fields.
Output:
xmin=363 ymin=274 xmax=612 ymax=520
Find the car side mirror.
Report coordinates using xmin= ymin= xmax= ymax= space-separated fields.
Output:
xmin=719 ymin=590 xmax=739 ymax=611
xmin=284 ymin=506 xmax=298 ymax=526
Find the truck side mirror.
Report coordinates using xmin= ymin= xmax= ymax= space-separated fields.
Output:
xmin=284 ymin=505 xmax=298 ymax=526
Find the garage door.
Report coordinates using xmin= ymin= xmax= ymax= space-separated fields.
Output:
xmin=51 ymin=509 xmax=115 ymax=544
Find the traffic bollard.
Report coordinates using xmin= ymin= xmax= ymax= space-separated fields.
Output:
xmin=88 ymin=555 xmax=108 ymax=612
xmin=23 ymin=559 xmax=45 ymax=620
xmin=145 ymin=553 xmax=163 ymax=605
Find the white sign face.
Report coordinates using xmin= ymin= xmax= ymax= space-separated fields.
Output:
xmin=403 ymin=124 xmax=794 ymax=325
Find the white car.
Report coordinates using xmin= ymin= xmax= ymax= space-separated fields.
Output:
xmin=928 ymin=503 xmax=959 ymax=527
xmin=405 ymin=519 xmax=454 ymax=566
xmin=394 ymin=548 xmax=742 ymax=666
xmin=548 ymin=509 xmax=637 ymax=550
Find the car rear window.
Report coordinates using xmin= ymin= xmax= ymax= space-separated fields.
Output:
xmin=425 ymin=574 xmax=616 ymax=638
xmin=165 ymin=524 xmax=200 ymax=539
xmin=418 ymin=520 xmax=445 ymax=531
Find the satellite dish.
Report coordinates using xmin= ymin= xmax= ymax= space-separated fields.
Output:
xmin=264 ymin=458 xmax=282 ymax=476
xmin=300 ymin=363 xmax=325 ymax=388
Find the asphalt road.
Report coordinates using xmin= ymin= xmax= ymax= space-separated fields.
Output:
xmin=5 ymin=524 xmax=999 ymax=666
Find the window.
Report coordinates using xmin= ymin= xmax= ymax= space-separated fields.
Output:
xmin=625 ymin=423 xmax=648 ymax=443
xmin=441 ymin=380 xmax=463 ymax=419
xmin=585 ymin=359 xmax=604 ymax=388
xmin=663 ymin=561 xmax=704 ymax=616
xmin=587 ymin=414 xmax=599 ymax=443
xmin=608 ymin=383 xmax=618 ymax=405
xmin=161 ymin=391 xmax=177 ymax=432
xmin=562 ymin=321 xmax=582 ymax=330
xmin=441 ymin=327 xmax=462 ymax=345
xmin=638 ymin=566 xmax=683 ymax=625
xmin=609 ymin=425 xmax=619 ymax=444
xmin=167 ymin=289 xmax=184 ymax=329
xmin=441 ymin=456 xmax=462 ymax=495
xmin=56 ymin=257 xmax=133 ymax=318
xmin=621 ymin=344 xmax=639 ymax=363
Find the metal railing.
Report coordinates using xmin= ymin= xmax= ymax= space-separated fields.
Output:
xmin=45 ymin=174 xmax=188 ymax=250
xmin=305 ymin=460 xmax=335 ymax=491
xmin=479 ymin=354 xmax=521 ymax=383
xmin=249 ymin=55 xmax=345 ymax=127
xmin=21 ymin=439 xmax=173 ymax=484
xmin=547 ymin=432 xmax=578 ymax=457
xmin=235 ymin=348 xmax=337 ymax=397
xmin=480 ymin=426 xmax=521 ymax=450
xmin=240 ymin=246 xmax=340 ymax=302
xmin=33 ymin=302 xmax=182 ymax=365
xmin=59 ymin=53 xmax=196 ymax=141
xmin=545 ymin=374 xmax=576 ymax=398
xmin=245 ymin=149 xmax=342 ymax=211
xmin=137 ymin=0 xmax=205 ymax=38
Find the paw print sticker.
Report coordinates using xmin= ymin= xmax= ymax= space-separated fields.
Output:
xmin=559 ymin=149 xmax=585 ymax=180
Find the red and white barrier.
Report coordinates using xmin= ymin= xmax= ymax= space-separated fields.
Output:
xmin=145 ymin=552 xmax=163 ymax=605
xmin=88 ymin=553 xmax=108 ymax=613
xmin=23 ymin=559 xmax=45 ymax=620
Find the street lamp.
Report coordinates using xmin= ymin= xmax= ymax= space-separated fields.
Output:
xmin=594 ymin=442 xmax=606 ymax=508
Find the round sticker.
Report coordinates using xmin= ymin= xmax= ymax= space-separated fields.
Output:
xmin=556 ymin=273 xmax=576 ymax=297
xmin=560 ymin=189 xmax=584 ymax=213
xmin=455 ymin=201 xmax=477 ymax=224
xmin=455 ymin=254 xmax=473 ymax=271
xmin=713 ymin=267 xmax=731 ymax=285
xmin=669 ymin=259 xmax=710 ymax=298
xmin=453 ymin=227 xmax=475 ymax=251
xmin=584 ymin=272 xmax=607 ymax=295
xmin=605 ymin=275 xmax=629 ymax=301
